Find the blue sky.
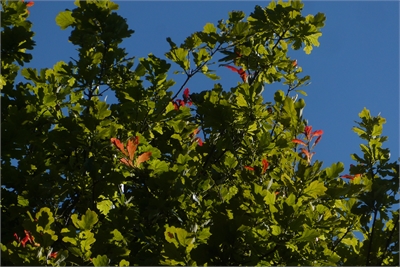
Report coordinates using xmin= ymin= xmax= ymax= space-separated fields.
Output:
xmin=25 ymin=1 xmax=399 ymax=172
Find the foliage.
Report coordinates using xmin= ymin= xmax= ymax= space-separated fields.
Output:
xmin=1 ymin=0 xmax=398 ymax=266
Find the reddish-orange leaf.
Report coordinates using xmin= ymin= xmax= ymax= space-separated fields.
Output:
xmin=314 ymin=135 xmax=322 ymax=146
xmin=196 ymin=137 xmax=204 ymax=146
xmin=193 ymin=128 xmax=200 ymax=135
xmin=21 ymin=236 xmax=29 ymax=247
xmin=312 ymin=130 xmax=324 ymax=137
xmin=183 ymin=88 xmax=190 ymax=98
xmin=22 ymin=0 xmax=34 ymax=7
xmin=111 ymin=138 xmax=128 ymax=157
xmin=120 ymin=158 xmax=132 ymax=167
xmin=292 ymin=59 xmax=298 ymax=67
xmin=304 ymin=126 xmax=312 ymax=140
xmin=127 ymin=136 xmax=139 ymax=161
xmin=49 ymin=252 xmax=58 ymax=259
xmin=225 ymin=65 xmax=248 ymax=82
xmin=340 ymin=174 xmax=355 ymax=180
xmin=292 ymin=139 xmax=306 ymax=146
xmin=238 ymin=68 xmax=247 ymax=82
xmin=300 ymin=148 xmax=309 ymax=157
xmin=244 ymin=166 xmax=254 ymax=171
xmin=262 ymin=158 xmax=269 ymax=174
xmin=225 ymin=65 xmax=240 ymax=73
xmin=24 ymin=230 xmax=33 ymax=242
xmin=136 ymin=152 xmax=152 ymax=167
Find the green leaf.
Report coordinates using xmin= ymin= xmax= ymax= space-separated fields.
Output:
xmin=271 ymin=225 xmax=282 ymax=236
xmin=220 ymin=185 xmax=238 ymax=202
xmin=97 ymin=199 xmax=113 ymax=216
xmin=264 ymin=191 xmax=276 ymax=205
xmin=358 ymin=107 xmax=371 ymax=120
xmin=55 ymin=11 xmax=75 ymax=30
xmin=232 ymin=21 xmax=249 ymax=36
xmin=111 ymin=229 xmax=124 ymax=242
xmin=274 ymin=90 xmax=285 ymax=104
xmin=79 ymin=230 xmax=96 ymax=252
xmin=196 ymin=228 xmax=211 ymax=243
xmin=166 ymin=48 xmax=189 ymax=70
xmin=204 ymin=72 xmax=220 ymax=80
xmin=325 ymin=162 xmax=344 ymax=179
xmin=119 ymin=259 xmax=130 ymax=266
xmin=295 ymin=89 xmax=307 ymax=96
xmin=43 ymin=94 xmax=57 ymax=105
xmin=283 ymin=96 xmax=296 ymax=118
xmin=17 ymin=195 xmax=29 ymax=207
xmin=297 ymin=228 xmax=319 ymax=242
xmin=203 ymin=23 xmax=217 ymax=34
xmin=223 ymin=152 xmax=238 ymax=168
xmin=149 ymin=160 xmax=169 ymax=175
xmin=92 ymin=255 xmax=109 ymax=267
xmin=352 ymin=126 xmax=367 ymax=137
xmin=303 ymin=180 xmax=326 ymax=198
xmin=36 ymin=207 xmax=55 ymax=231
xmin=175 ymin=227 xmax=193 ymax=246
xmin=236 ymin=94 xmax=247 ymax=107
xmin=71 ymin=209 xmax=98 ymax=230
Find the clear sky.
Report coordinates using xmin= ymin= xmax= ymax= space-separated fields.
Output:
xmin=25 ymin=1 xmax=399 ymax=172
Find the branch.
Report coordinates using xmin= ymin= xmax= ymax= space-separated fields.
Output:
xmin=365 ymin=207 xmax=378 ymax=265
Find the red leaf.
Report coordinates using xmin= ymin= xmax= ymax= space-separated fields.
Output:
xmin=14 ymin=233 xmax=19 ymax=242
xmin=292 ymin=59 xmax=298 ymax=67
xmin=136 ymin=152 xmax=152 ymax=167
xmin=172 ymin=101 xmax=179 ymax=110
xmin=225 ymin=65 xmax=248 ymax=82
xmin=120 ymin=158 xmax=132 ymax=167
xmin=49 ymin=252 xmax=58 ymax=259
xmin=300 ymin=148 xmax=310 ymax=157
xmin=195 ymin=137 xmax=203 ymax=146
xmin=183 ymin=88 xmax=191 ymax=103
xmin=111 ymin=138 xmax=128 ymax=157
xmin=300 ymin=148 xmax=314 ymax=164
xmin=340 ymin=174 xmax=355 ymax=180
xmin=127 ymin=136 xmax=139 ymax=161
xmin=262 ymin=158 xmax=269 ymax=174
xmin=21 ymin=236 xmax=29 ymax=247
xmin=304 ymin=126 xmax=312 ymax=140
xmin=313 ymin=135 xmax=322 ymax=146
xmin=225 ymin=65 xmax=240 ymax=73
xmin=244 ymin=166 xmax=254 ymax=171
xmin=22 ymin=0 xmax=34 ymax=7
xmin=312 ymin=130 xmax=324 ymax=137
xmin=341 ymin=174 xmax=362 ymax=180
xmin=292 ymin=139 xmax=306 ymax=146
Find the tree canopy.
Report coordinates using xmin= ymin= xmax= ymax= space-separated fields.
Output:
xmin=1 ymin=0 xmax=398 ymax=266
